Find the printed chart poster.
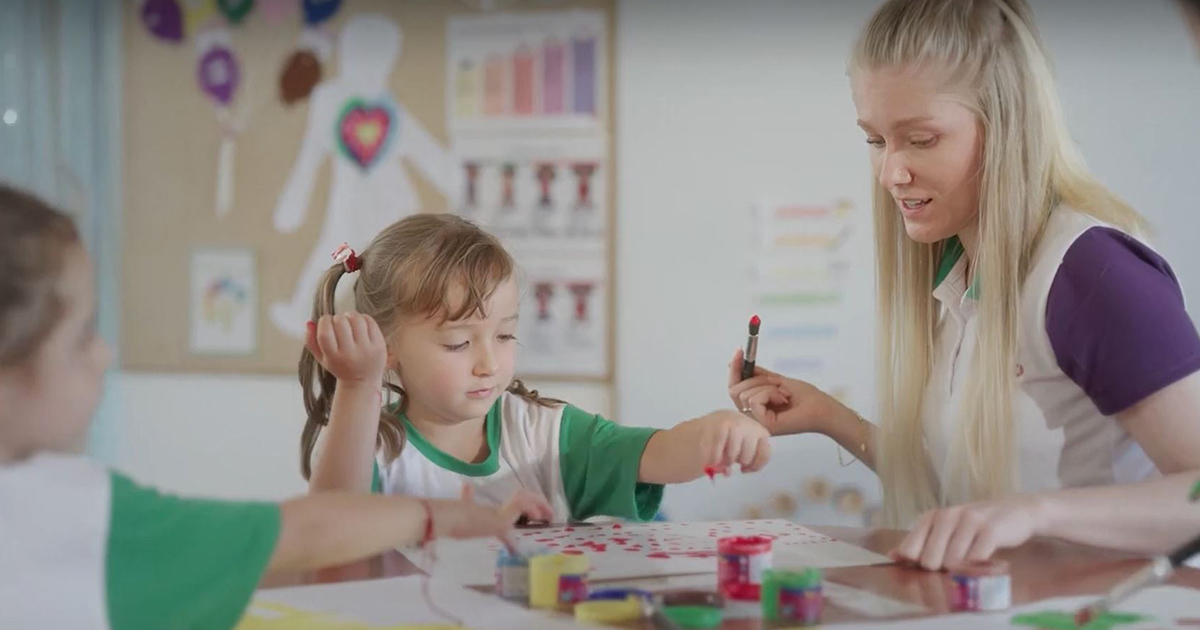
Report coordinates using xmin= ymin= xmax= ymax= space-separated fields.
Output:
xmin=446 ymin=10 xmax=607 ymax=134
xmin=447 ymin=11 xmax=611 ymax=380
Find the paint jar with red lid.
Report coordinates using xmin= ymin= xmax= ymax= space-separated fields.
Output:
xmin=717 ymin=535 xmax=773 ymax=599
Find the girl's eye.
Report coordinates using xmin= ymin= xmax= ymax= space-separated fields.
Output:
xmin=443 ymin=341 xmax=469 ymax=352
xmin=498 ymin=334 xmax=517 ymax=343
xmin=911 ymin=136 xmax=935 ymax=147
xmin=866 ymin=137 xmax=885 ymax=148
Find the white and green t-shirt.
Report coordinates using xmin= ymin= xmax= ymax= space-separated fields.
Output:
xmin=371 ymin=393 xmax=664 ymax=522
xmin=0 ymin=453 xmax=280 ymax=630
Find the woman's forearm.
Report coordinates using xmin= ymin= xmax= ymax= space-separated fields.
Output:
xmin=1035 ymin=471 xmax=1200 ymax=555
xmin=816 ymin=399 xmax=878 ymax=472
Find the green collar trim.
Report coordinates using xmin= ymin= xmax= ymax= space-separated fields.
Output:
xmin=401 ymin=399 xmax=502 ymax=477
xmin=933 ymin=236 xmax=979 ymax=300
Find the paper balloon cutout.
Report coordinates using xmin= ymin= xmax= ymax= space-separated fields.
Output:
xmin=302 ymin=0 xmax=342 ymax=26
xmin=259 ymin=0 xmax=297 ymax=25
xmin=336 ymin=99 xmax=397 ymax=170
xmin=217 ymin=0 xmax=255 ymax=25
xmin=279 ymin=50 xmax=322 ymax=105
xmin=198 ymin=46 xmax=240 ymax=106
xmin=142 ymin=0 xmax=184 ymax=42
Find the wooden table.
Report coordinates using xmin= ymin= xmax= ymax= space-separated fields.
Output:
xmin=260 ymin=526 xmax=1200 ymax=627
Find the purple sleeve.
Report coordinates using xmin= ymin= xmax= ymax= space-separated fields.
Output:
xmin=1046 ymin=227 xmax=1200 ymax=415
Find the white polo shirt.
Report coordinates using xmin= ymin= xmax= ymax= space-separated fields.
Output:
xmin=922 ymin=207 xmax=1200 ymax=501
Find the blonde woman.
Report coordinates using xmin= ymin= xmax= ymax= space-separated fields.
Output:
xmin=730 ymin=0 xmax=1200 ymax=571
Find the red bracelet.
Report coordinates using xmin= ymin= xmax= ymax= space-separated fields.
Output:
xmin=419 ymin=500 xmax=435 ymax=547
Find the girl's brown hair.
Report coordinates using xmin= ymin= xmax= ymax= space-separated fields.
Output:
xmin=0 ymin=184 xmax=81 ymax=368
xmin=299 ymin=213 xmax=558 ymax=480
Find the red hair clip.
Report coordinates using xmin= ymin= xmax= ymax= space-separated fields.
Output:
xmin=331 ymin=242 xmax=360 ymax=272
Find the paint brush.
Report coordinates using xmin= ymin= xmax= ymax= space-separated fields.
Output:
xmin=1075 ymin=484 xmax=1200 ymax=625
xmin=1073 ymin=533 xmax=1200 ymax=625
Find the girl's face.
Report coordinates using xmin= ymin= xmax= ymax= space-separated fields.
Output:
xmin=0 ymin=247 xmax=112 ymax=460
xmin=391 ymin=277 xmax=520 ymax=426
xmin=851 ymin=63 xmax=984 ymax=246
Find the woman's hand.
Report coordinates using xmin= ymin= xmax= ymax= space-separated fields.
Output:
xmin=890 ymin=496 xmax=1046 ymax=571
xmin=728 ymin=348 xmax=836 ymax=436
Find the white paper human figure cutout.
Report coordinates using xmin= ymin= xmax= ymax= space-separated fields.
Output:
xmin=271 ymin=14 xmax=458 ymax=337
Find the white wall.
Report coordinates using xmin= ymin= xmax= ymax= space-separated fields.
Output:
xmin=110 ymin=373 xmax=609 ymax=500
xmin=615 ymin=0 xmax=1200 ymax=521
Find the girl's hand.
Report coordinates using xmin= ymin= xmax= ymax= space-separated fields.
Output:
xmin=889 ymin=496 xmax=1046 ymax=571
xmin=697 ymin=410 xmax=773 ymax=473
xmin=305 ymin=313 xmax=388 ymax=386
xmin=502 ymin=489 xmax=556 ymax=523
xmin=460 ymin=484 xmax=557 ymax=524
xmin=728 ymin=347 xmax=836 ymax=436
xmin=425 ymin=498 xmax=520 ymax=541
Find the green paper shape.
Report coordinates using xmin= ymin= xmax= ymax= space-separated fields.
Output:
xmin=1189 ymin=477 xmax=1200 ymax=501
xmin=1011 ymin=610 xmax=1150 ymax=630
xmin=217 ymin=0 xmax=254 ymax=25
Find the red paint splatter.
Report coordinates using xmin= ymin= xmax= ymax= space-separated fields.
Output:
xmin=612 ymin=538 xmax=628 ymax=545
xmin=564 ymin=527 xmax=574 ymax=531
xmin=547 ymin=543 xmax=558 ymax=547
xmin=591 ymin=544 xmax=607 ymax=552
xmin=563 ymin=549 xmax=584 ymax=555
xmin=535 ymin=538 xmax=554 ymax=542
xmin=647 ymin=552 xmax=670 ymax=559
xmin=612 ymin=523 xmax=623 ymax=529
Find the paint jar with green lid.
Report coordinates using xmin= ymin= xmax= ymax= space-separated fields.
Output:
xmin=762 ymin=567 xmax=823 ymax=623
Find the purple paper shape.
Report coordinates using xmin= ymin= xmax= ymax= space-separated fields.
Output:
xmin=198 ymin=46 xmax=240 ymax=106
xmin=142 ymin=0 xmax=184 ymax=43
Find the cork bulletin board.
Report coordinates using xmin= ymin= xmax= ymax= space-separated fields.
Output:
xmin=122 ymin=0 xmax=616 ymax=381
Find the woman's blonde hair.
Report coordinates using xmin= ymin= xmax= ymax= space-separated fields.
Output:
xmin=299 ymin=213 xmax=558 ymax=480
xmin=850 ymin=0 xmax=1145 ymax=525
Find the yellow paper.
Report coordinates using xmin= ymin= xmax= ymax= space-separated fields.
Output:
xmin=235 ymin=602 xmax=468 ymax=630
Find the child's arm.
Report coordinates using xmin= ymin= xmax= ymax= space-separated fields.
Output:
xmin=557 ymin=407 xmax=771 ymax=522
xmin=269 ymin=491 xmax=520 ymax=571
xmin=306 ymin=313 xmax=388 ymax=494
xmin=637 ymin=409 xmax=772 ymax=484
xmin=103 ymin=473 xmax=520 ymax=630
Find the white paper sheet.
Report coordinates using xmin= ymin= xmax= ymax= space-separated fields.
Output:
xmin=402 ymin=519 xmax=889 ymax=586
xmin=188 ymin=247 xmax=257 ymax=355
xmin=240 ymin=576 xmax=596 ymax=630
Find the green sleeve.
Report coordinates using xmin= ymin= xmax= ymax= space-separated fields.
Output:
xmin=371 ymin=459 xmax=382 ymax=494
xmin=559 ymin=405 xmax=664 ymax=521
xmin=105 ymin=472 xmax=281 ymax=630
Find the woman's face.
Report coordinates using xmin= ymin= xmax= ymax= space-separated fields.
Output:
xmin=851 ymin=64 xmax=984 ymax=245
